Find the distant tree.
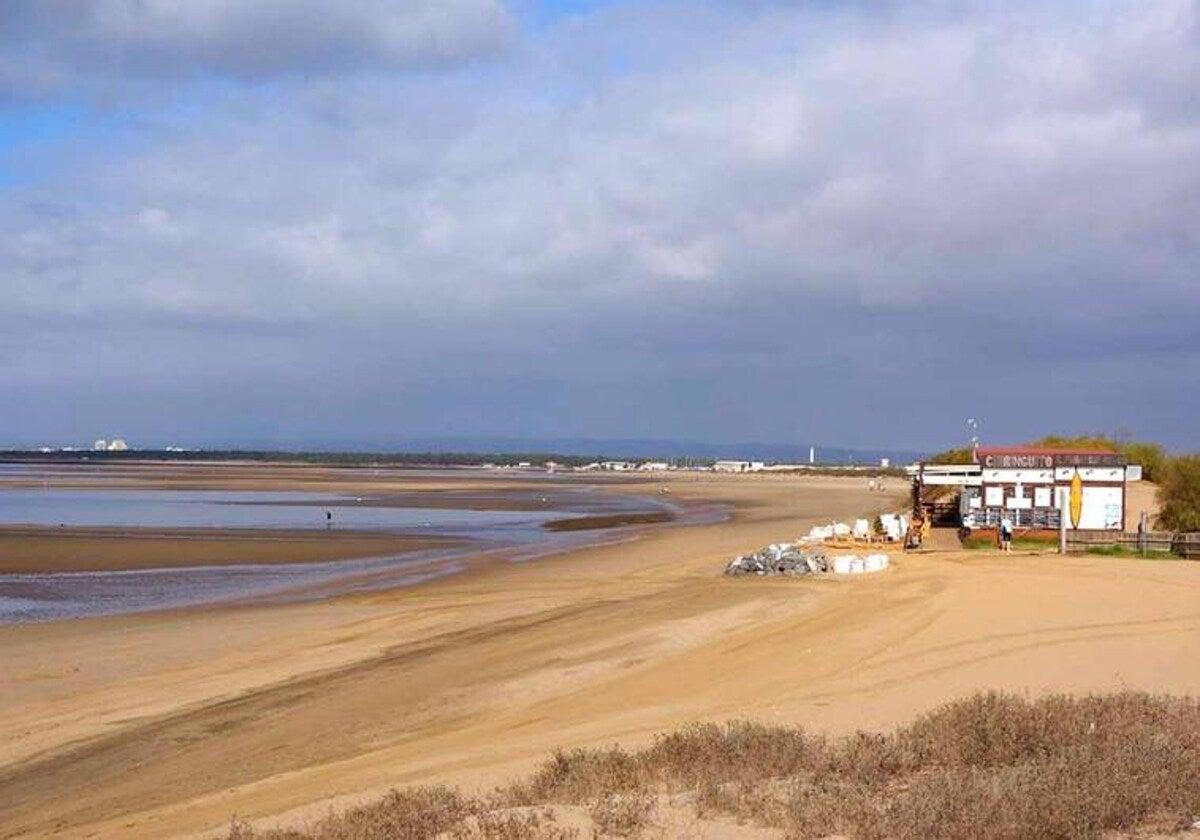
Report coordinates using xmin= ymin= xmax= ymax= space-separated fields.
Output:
xmin=1118 ymin=441 xmax=1167 ymax=483
xmin=1025 ymin=435 xmax=1167 ymax=483
xmin=928 ymin=446 xmax=974 ymax=465
xmin=1026 ymin=434 xmax=1119 ymax=451
xmin=1157 ymin=455 xmax=1200 ymax=532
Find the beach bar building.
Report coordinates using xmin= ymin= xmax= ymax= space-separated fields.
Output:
xmin=972 ymin=447 xmax=1130 ymax=530
xmin=911 ymin=447 xmax=1138 ymax=533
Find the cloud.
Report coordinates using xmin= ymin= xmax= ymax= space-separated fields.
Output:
xmin=1 ymin=0 xmax=1199 ymax=449
xmin=0 ymin=0 xmax=512 ymax=95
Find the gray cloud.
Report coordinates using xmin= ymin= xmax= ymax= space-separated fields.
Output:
xmin=2 ymin=0 xmax=1199 ymax=450
xmin=0 ymin=0 xmax=511 ymax=94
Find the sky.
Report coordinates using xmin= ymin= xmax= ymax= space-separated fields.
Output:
xmin=1 ymin=0 xmax=1198 ymax=453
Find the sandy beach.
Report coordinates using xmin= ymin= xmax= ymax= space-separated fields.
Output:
xmin=1 ymin=469 xmax=1197 ymax=839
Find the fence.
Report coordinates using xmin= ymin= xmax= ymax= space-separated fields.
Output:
xmin=1066 ymin=530 xmax=1200 ymax=558
xmin=1177 ymin=533 xmax=1200 ymax=559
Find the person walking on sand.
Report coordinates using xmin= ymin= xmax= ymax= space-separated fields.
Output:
xmin=999 ymin=513 xmax=1013 ymax=552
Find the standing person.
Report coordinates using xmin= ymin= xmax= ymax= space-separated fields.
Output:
xmin=999 ymin=512 xmax=1013 ymax=552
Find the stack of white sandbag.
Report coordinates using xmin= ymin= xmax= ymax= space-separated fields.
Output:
xmin=831 ymin=553 xmax=890 ymax=575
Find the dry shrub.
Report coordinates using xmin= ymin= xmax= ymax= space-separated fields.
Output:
xmin=227 ymin=787 xmax=473 ymax=839
xmin=458 ymin=807 xmax=579 ymax=839
xmin=507 ymin=721 xmax=827 ymax=809
xmin=826 ymin=692 xmax=1200 ymax=840
xmin=644 ymin=721 xmax=828 ymax=787
xmin=587 ymin=789 xmax=655 ymax=837
xmin=695 ymin=778 xmax=790 ymax=826
xmin=829 ymin=730 xmax=908 ymax=785
xmin=231 ymin=692 xmax=1200 ymax=840
xmin=508 ymin=746 xmax=646 ymax=805
xmin=782 ymin=776 xmax=883 ymax=840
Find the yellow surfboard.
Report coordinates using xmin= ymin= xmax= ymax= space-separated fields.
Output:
xmin=1069 ymin=471 xmax=1083 ymax=529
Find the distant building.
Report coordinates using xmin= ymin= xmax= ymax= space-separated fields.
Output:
xmin=93 ymin=439 xmax=107 ymax=451
xmin=107 ymin=439 xmax=128 ymax=451
xmin=713 ymin=460 xmax=766 ymax=473
xmin=600 ymin=461 xmax=636 ymax=471
xmin=880 ymin=457 xmax=891 ymax=468
xmin=638 ymin=461 xmax=671 ymax=471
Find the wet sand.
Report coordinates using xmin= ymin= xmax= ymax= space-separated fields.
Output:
xmin=2 ymin=471 xmax=1197 ymax=840
xmin=0 ymin=528 xmax=463 ymax=574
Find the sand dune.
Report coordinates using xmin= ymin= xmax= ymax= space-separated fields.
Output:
xmin=1 ymin=471 xmax=1196 ymax=840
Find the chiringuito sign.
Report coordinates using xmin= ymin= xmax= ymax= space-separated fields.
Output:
xmin=982 ymin=453 xmax=1053 ymax=469
xmin=981 ymin=452 xmax=1127 ymax=469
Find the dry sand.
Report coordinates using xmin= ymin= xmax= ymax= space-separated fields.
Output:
xmin=1 ymin=471 xmax=1197 ymax=840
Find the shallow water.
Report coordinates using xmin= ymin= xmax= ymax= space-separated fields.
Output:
xmin=0 ymin=488 xmax=562 ymax=532
xmin=0 ymin=548 xmax=472 ymax=624
xmin=0 ymin=480 xmax=673 ymax=625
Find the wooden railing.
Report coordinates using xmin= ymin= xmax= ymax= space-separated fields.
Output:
xmin=1066 ymin=531 xmax=1200 ymax=558
xmin=1176 ymin=533 xmax=1200 ymax=559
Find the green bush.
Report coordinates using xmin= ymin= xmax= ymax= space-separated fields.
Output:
xmin=1026 ymin=434 xmax=1118 ymax=451
xmin=1024 ymin=435 xmax=1168 ymax=482
xmin=928 ymin=446 xmax=974 ymax=465
xmin=1118 ymin=441 xmax=1167 ymax=483
xmin=1157 ymin=454 xmax=1200 ymax=532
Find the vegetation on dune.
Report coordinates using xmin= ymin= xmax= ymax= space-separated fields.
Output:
xmin=1158 ymin=455 xmax=1200 ymax=532
xmin=1025 ymin=434 xmax=1121 ymax=451
xmin=229 ymin=691 xmax=1200 ymax=840
xmin=927 ymin=445 xmax=974 ymax=465
xmin=1121 ymin=441 xmax=1168 ymax=483
xmin=1026 ymin=435 xmax=1172 ymax=485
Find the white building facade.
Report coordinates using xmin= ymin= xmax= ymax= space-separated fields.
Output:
xmin=967 ymin=448 xmax=1130 ymax=531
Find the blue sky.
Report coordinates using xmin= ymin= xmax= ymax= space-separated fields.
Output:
xmin=1 ymin=0 xmax=1198 ymax=452
xmin=0 ymin=103 xmax=81 ymax=185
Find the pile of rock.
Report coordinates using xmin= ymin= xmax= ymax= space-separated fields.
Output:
xmin=725 ymin=540 xmax=892 ymax=578
xmin=725 ymin=543 xmax=828 ymax=576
